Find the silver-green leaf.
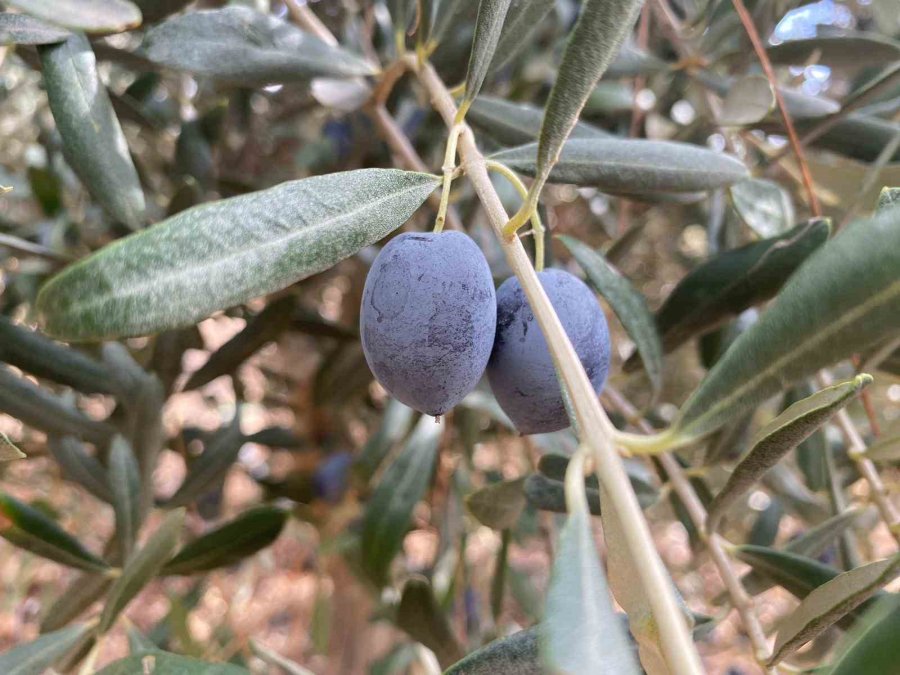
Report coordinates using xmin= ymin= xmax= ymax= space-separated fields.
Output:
xmin=0 ymin=12 xmax=71 ymax=45
xmin=469 ymin=96 xmax=609 ymax=147
xmin=719 ymin=74 xmax=774 ymax=126
xmin=489 ymin=0 xmax=555 ymax=74
xmin=730 ymin=178 xmax=796 ymax=238
xmin=864 ymin=433 xmax=900 ymax=463
xmin=139 ymin=7 xmax=377 ymax=86
xmin=466 ymin=477 xmax=527 ymax=530
xmin=460 ymin=0 xmax=513 ymax=116
xmin=0 ymin=623 xmax=93 ymax=675
xmin=6 ymin=0 xmax=141 ymax=33
xmin=109 ymin=436 xmax=142 ymax=561
xmin=37 ymin=169 xmax=439 ymax=341
xmin=38 ymin=34 xmax=146 ymax=228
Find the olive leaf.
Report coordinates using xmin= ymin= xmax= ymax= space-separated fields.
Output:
xmin=770 ymin=554 xmax=900 ymax=665
xmin=532 ymin=0 xmax=644 ymax=199
xmin=719 ymin=74 xmax=774 ymax=126
xmin=38 ymin=34 xmax=146 ymax=229
xmin=466 ymin=477 xmax=527 ymax=529
xmin=0 ymin=492 xmax=110 ymax=572
xmin=707 ymin=375 xmax=871 ymax=532
xmin=41 ymin=571 xmax=114 ymax=632
xmin=162 ymin=506 xmax=287 ymax=575
xmin=767 ymin=34 xmax=900 ymax=69
xmin=695 ymin=69 xmax=840 ymax=119
xmin=543 ymin=451 xmax=640 ymax=674
xmin=360 ymin=415 xmax=442 ymax=587
xmin=96 ymin=651 xmax=249 ymax=675
xmin=445 ymin=627 xmax=541 ymax=674
xmin=671 ymin=204 xmax=900 ymax=446
xmin=559 ymin=235 xmax=663 ymax=396
xmin=0 ymin=623 xmax=93 ymax=675
xmin=37 ymin=169 xmax=439 ymax=341
xmin=460 ymin=0 xmax=513 ymax=117
xmin=139 ymin=7 xmax=377 ymax=86
xmin=354 ymin=398 xmax=415 ymax=482
xmin=6 ymin=0 xmax=141 ymax=33
xmin=131 ymin=0 xmax=193 ymax=25
xmin=863 ymin=433 xmax=900 ymax=463
xmin=395 ymin=576 xmax=465 ymax=669
xmin=825 ymin=596 xmax=900 ymax=675
xmin=604 ymin=43 xmax=668 ymax=78
xmin=0 ymin=432 xmax=24 ymax=462
xmin=878 ymin=187 xmax=900 ymax=211
xmin=468 ymin=96 xmax=609 ymax=147
xmin=99 ymin=508 xmax=185 ymax=632
xmin=0 ymin=12 xmax=70 ymax=45
xmin=730 ymin=178 xmax=796 ymax=238
xmin=491 ymin=138 xmax=748 ymax=195
xmin=109 ymin=436 xmax=142 ymax=561
xmin=524 ymin=473 xmax=602 ymax=515
xmin=489 ymin=0 xmax=555 ymax=73
xmin=803 ymin=114 xmax=900 ymax=164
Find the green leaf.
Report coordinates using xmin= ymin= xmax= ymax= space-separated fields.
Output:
xmin=355 ymin=399 xmax=416 ymax=481
xmin=0 ymin=12 xmax=71 ymax=45
xmin=0 ymin=623 xmax=93 ymax=675
xmin=0 ymin=432 xmax=25 ymax=462
xmin=804 ymin=114 xmax=900 ymax=164
xmin=468 ymin=96 xmax=609 ymax=147
xmin=650 ymin=219 xmax=830 ymax=357
xmin=605 ymin=43 xmax=668 ymax=78
xmin=139 ymin=7 xmax=376 ymax=86
xmin=730 ymin=178 xmax=796 ymax=238
xmin=767 ymin=34 xmax=900 ymax=69
xmin=109 ymin=436 xmax=142 ymax=561
xmin=491 ymin=138 xmax=748 ymax=195
xmin=49 ymin=436 xmax=111 ymax=501
xmin=488 ymin=0 xmax=555 ymax=73
xmin=541 ymin=451 xmax=640 ymax=674
xmin=162 ymin=506 xmax=287 ymax=575
xmin=707 ymin=375 xmax=871 ymax=531
xmin=524 ymin=473 xmax=603 ymax=515
xmin=719 ymin=74 xmax=774 ymax=126
xmin=560 ymin=235 xmax=663 ymax=396
xmin=533 ymin=0 xmax=643 ymax=197
xmin=37 ymin=168 xmax=438 ymax=341
xmin=770 ymin=554 xmax=900 ymax=665
xmin=0 ymin=316 xmax=117 ymax=395
xmin=38 ymin=34 xmax=146 ymax=228
xmin=360 ymin=415 xmax=442 ymax=587
xmin=878 ymin=187 xmax=900 ymax=211
xmin=395 ymin=576 xmax=465 ymax=669
xmin=536 ymin=454 xmax=658 ymax=508
xmin=785 ymin=384 xmax=829 ymax=491
xmin=445 ymin=627 xmax=541 ymax=674
xmin=127 ymin=627 xmax=160 ymax=655
xmin=6 ymin=0 xmax=141 ymax=33
xmin=671 ymin=205 xmax=900 ymax=445
xmin=460 ymin=0 xmax=513 ymax=115
xmin=41 ymin=571 xmax=113 ymax=632
xmin=825 ymin=595 xmax=900 ymax=675
xmin=166 ymin=409 xmax=244 ymax=507
xmin=695 ymin=69 xmax=840 ymax=119
xmin=96 ymin=651 xmax=249 ymax=675
xmin=99 ymin=508 xmax=185 ymax=632
xmin=466 ymin=477 xmax=527 ymax=529
xmin=864 ymin=433 xmax=900 ymax=463
xmin=0 ymin=491 xmax=109 ymax=572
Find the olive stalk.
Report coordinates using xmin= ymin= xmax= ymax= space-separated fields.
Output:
xmin=405 ymin=54 xmax=703 ymax=674
xmin=483 ymin=159 xmax=545 ymax=271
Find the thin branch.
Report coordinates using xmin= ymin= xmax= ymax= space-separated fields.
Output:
xmin=406 ymin=54 xmax=704 ymax=674
xmin=732 ymin=0 xmax=821 ymax=217
xmin=603 ymin=386 xmax=775 ymax=671
xmin=284 ymin=0 xmax=338 ymax=46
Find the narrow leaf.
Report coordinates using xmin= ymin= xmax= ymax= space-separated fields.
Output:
xmin=0 ymin=12 xmax=70 ymax=44
xmin=445 ymin=627 xmax=541 ymax=674
xmin=468 ymin=96 xmax=608 ymax=147
xmin=460 ymin=0 xmax=513 ymax=115
xmin=0 ymin=492 xmax=109 ymax=572
xmin=0 ymin=623 xmax=92 ymax=675
xmin=491 ymin=138 xmax=748 ymax=195
xmin=542 ymin=451 xmax=639 ymax=674
xmin=730 ymin=178 xmax=796 ymax=238
xmin=707 ymin=375 xmax=870 ymax=531
xmin=41 ymin=571 xmax=113 ymax=632
xmin=99 ymin=508 xmax=185 ymax=632
xmin=560 ymin=235 xmax=663 ymax=396
xmin=466 ymin=477 xmax=526 ymax=529
xmin=719 ymin=74 xmax=774 ymax=126
xmin=6 ymin=0 xmax=141 ymax=33
xmin=770 ymin=555 xmax=900 ymax=665
xmin=162 ymin=506 xmax=287 ymax=575
xmin=768 ymin=34 xmax=900 ymax=69
xmin=533 ymin=0 xmax=643 ymax=196
xmin=109 ymin=436 xmax=142 ymax=561
xmin=96 ymin=651 xmax=249 ymax=675
xmin=604 ymin=43 xmax=668 ymax=78
xmin=139 ymin=7 xmax=376 ymax=86
xmin=354 ymin=399 xmax=415 ymax=481
xmin=37 ymin=169 xmax=438 ymax=341
xmin=395 ymin=576 xmax=465 ymax=669
xmin=0 ymin=432 xmax=25 ymax=462
xmin=672 ymin=204 xmax=900 ymax=445
xmin=825 ymin=595 xmax=900 ymax=675
xmin=488 ymin=0 xmax=555 ymax=73
xmin=38 ymin=34 xmax=146 ymax=228
xmin=49 ymin=436 xmax=111 ymax=501
xmin=166 ymin=409 xmax=244 ymax=507
xmin=863 ymin=433 xmax=900 ymax=464
xmin=524 ymin=473 xmax=603 ymax=515
xmin=360 ymin=415 xmax=442 ymax=587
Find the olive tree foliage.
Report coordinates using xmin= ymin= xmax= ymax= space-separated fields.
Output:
xmin=0 ymin=0 xmax=899 ymax=672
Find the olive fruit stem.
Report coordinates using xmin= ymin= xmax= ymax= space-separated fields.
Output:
xmin=434 ymin=124 xmax=464 ymax=233
xmin=405 ymin=54 xmax=704 ymax=675
xmin=612 ymin=428 xmax=682 ymax=456
xmin=484 ymin=160 xmax=546 ymax=272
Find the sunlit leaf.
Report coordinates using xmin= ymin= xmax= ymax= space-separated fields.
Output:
xmin=37 ymin=169 xmax=439 ymax=341
xmin=7 ymin=0 xmax=141 ymax=33
xmin=730 ymin=178 xmax=796 ymax=238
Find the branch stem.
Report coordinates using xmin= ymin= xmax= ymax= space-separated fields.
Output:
xmin=484 ymin=160 xmax=545 ymax=271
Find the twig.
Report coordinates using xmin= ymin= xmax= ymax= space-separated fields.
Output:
xmin=603 ymin=386 xmax=775 ymax=671
xmin=406 ymin=54 xmax=703 ymax=674
xmin=732 ymin=0 xmax=821 ymax=217
xmin=0 ymin=233 xmax=72 ymax=265
xmin=284 ymin=0 xmax=338 ymax=46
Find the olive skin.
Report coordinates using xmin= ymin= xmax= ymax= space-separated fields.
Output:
xmin=360 ymin=231 xmax=497 ymax=416
xmin=487 ymin=269 xmax=611 ymax=434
